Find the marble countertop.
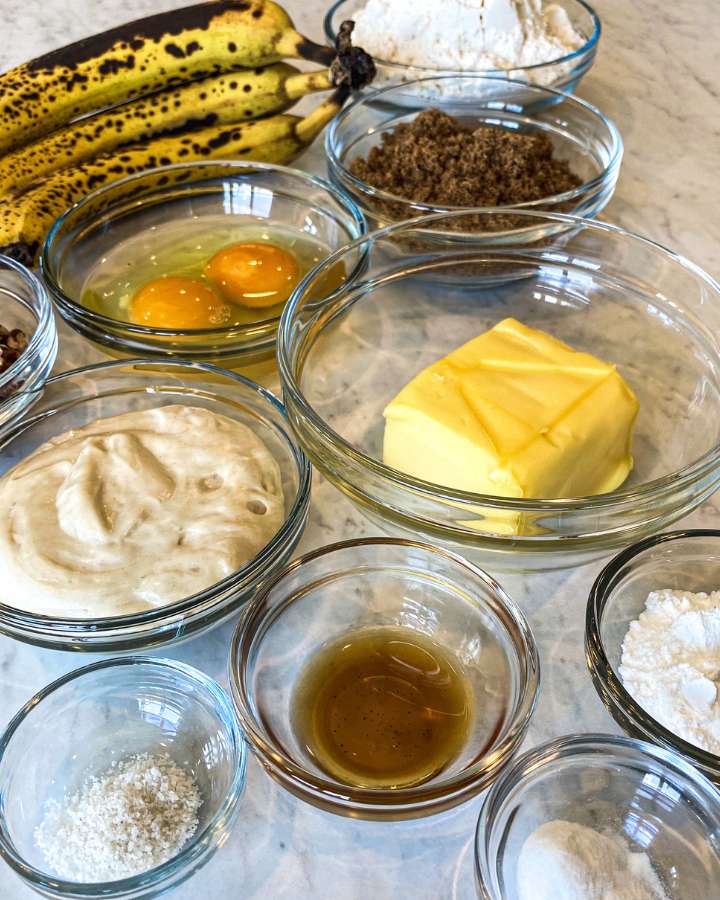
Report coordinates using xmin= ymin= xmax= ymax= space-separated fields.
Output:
xmin=0 ymin=1 xmax=719 ymax=897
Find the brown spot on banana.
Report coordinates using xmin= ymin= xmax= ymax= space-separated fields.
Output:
xmin=0 ymin=0 xmax=338 ymax=155
xmin=0 ymin=92 xmax=350 ymax=263
xmin=0 ymin=63 xmax=332 ymax=196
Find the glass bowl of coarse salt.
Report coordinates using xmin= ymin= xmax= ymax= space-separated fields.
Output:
xmin=325 ymin=0 xmax=601 ymax=102
xmin=474 ymin=733 xmax=720 ymax=899
xmin=586 ymin=529 xmax=720 ymax=784
xmin=0 ymin=657 xmax=246 ymax=898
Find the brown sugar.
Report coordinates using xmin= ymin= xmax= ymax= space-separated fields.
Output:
xmin=349 ymin=108 xmax=582 ymax=208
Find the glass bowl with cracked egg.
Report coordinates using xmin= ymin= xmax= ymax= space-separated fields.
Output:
xmin=229 ymin=538 xmax=540 ymax=820
xmin=0 ymin=254 xmax=57 ymax=427
xmin=0 ymin=657 xmax=246 ymax=899
xmin=40 ymin=160 xmax=365 ymax=380
xmin=326 ymin=75 xmax=622 ymax=231
xmin=474 ymin=733 xmax=720 ymax=899
xmin=586 ymin=529 xmax=720 ymax=784
xmin=0 ymin=358 xmax=311 ymax=653
xmin=277 ymin=210 xmax=720 ymax=572
xmin=325 ymin=0 xmax=601 ymax=102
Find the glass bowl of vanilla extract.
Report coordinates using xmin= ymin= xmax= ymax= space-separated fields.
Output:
xmin=228 ymin=537 xmax=540 ymax=820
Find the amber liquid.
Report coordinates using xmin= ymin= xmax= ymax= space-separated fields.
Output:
xmin=291 ymin=626 xmax=473 ymax=789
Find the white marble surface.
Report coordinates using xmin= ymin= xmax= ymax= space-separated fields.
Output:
xmin=1 ymin=1 xmax=719 ymax=897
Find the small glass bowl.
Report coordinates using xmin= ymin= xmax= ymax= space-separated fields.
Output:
xmin=0 ymin=254 xmax=57 ymax=427
xmin=586 ymin=529 xmax=720 ymax=782
xmin=229 ymin=537 xmax=540 ymax=820
xmin=474 ymin=733 xmax=720 ymax=899
xmin=326 ymin=75 xmax=622 ymax=230
xmin=0 ymin=657 xmax=246 ymax=899
xmin=0 ymin=358 xmax=311 ymax=652
xmin=40 ymin=161 xmax=365 ymax=377
xmin=278 ymin=211 xmax=720 ymax=572
xmin=326 ymin=0 xmax=600 ymax=98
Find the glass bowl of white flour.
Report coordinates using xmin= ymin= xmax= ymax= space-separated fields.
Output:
xmin=326 ymin=0 xmax=601 ymax=103
xmin=586 ymin=529 xmax=720 ymax=783
xmin=474 ymin=733 xmax=720 ymax=899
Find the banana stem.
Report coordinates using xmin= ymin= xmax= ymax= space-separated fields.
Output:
xmin=295 ymin=84 xmax=351 ymax=145
xmin=284 ymin=70 xmax=333 ymax=99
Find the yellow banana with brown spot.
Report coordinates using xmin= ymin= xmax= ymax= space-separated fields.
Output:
xmin=0 ymin=89 xmax=352 ymax=264
xmin=0 ymin=64 xmax=333 ymax=196
xmin=0 ymin=0 xmax=337 ymax=154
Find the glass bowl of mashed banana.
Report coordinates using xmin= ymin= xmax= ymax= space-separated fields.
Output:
xmin=40 ymin=161 xmax=365 ymax=380
xmin=0 ymin=359 xmax=311 ymax=652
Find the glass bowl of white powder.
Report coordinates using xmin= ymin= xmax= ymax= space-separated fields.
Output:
xmin=0 ymin=656 xmax=246 ymax=897
xmin=326 ymin=0 xmax=601 ymax=100
xmin=0 ymin=358 xmax=312 ymax=653
xmin=474 ymin=733 xmax=720 ymax=899
xmin=586 ymin=529 xmax=720 ymax=783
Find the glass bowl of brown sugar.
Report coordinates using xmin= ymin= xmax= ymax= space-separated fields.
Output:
xmin=325 ymin=75 xmax=621 ymax=232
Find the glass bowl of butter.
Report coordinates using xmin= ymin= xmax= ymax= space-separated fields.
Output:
xmin=278 ymin=210 xmax=720 ymax=572
xmin=0 ymin=358 xmax=311 ymax=652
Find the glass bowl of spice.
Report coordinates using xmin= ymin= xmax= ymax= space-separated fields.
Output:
xmin=0 ymin=254 xmax=57 ymax=428
xmin=229 ymin=538 xmax=540 ymax=820
xmin=586 ymin=529 xmax=720 ymax=784
xmin=325 ymin=75 xmax=621 ymax=232
xmin=0 ymin=657 xmax=246 ymax=898
xmin=326 ymin=0 xmax=601 ymax=98
xmin=474 ymin=733 xmax=720 ymax=899
xmin=0 ymin=358 xmax=311 ymax=652
xmin=277 ymin=211 xmax=720 ymax=572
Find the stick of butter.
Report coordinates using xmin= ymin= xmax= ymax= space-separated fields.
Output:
xmin=383 ymin=318 xmax=639 ymax=500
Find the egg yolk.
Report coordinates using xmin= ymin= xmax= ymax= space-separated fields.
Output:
xmin=204 ymin=241 xmax=300 ymax=308
xmin=129 ymin=276 xmax=231 ymax=329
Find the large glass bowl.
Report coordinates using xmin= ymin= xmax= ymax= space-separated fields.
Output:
xmin=0 ymin=255 xmax=57 ymax=427
xmin=229 ymin=538 xmax=540 ymax=820
xmin=0 ymin=657 xmax=246 ymax=899
xmin=277 ymin=211 xmax=720 ymax=571
xmin=586 ymin=529 xmax=720 ymax=783
xmin=0 ymin=358 xmax=311 ymax=652
xmin=326 ymin=0 xmax=601 ymax=99
xmin=474 ymin=734 xmax=720 ymax=899
xmin=326 ymin=75 xmax=622 ymax=230
xmin=40 ymin=161 xmax=365 ymax=379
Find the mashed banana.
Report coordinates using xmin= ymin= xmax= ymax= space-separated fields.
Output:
xmin=0 ymin=405 xmax=285 ymax=617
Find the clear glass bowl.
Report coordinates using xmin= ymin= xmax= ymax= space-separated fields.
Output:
xmin=40 ymin=161 xmax=365 ymax=378
xmin=229 ymin=538 xmax=539 ymax=820
xmin=586 ymin=529 xmax=720 ymax=782
xmin=0 ymin=657 xmax=246 ymax=899
xmin=325 ymin=0 xmax=600 ymax=99
xmin=0 ymin=254 xmax=57 ymax=427
xmin=326 ymin=75 xmax=622 ymax=230
xmin=0 ymin=358 xmax=311 ymax=652
xmin=474 ymin=733 xmax=720 ymax=899
xmin=277 ymin=210 xmax=720 ymax=572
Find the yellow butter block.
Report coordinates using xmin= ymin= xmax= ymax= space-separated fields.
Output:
xmin=383 ymin=318 xmax=638 ymax=501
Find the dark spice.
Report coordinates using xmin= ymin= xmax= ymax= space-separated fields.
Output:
xmin=349 ymin=108 xmax=582 ymax=210
xmin=0 ymin=325 xmax=28 ymax=374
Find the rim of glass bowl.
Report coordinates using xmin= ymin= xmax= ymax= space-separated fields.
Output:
xmin=0 ymin=357 xmax=312 ymax=632
xmin=39 ymin=160 xmax=367 ymax=340
xmin=586 ymin=529 xmax=720 ymax=773
xmin=0 ymin=656 xmax=247 ymax=897
xmin=278 ymin=209 xmax=720 ymax=515
xmin=473 ymin=732 xmax=720 ymax=898
xmin=326 ymin=74 xmax=622 ymax=216
xmin=0 ymin=254 xmax=57 ymax=395
xmin=228 ymin=537 xmax=540 ymax=815
xmin=324 ymin=0 xmax=601 ymax=77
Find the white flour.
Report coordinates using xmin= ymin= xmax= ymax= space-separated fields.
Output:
xmin=517 ymin=820 xmax=669 ymax=900
xmin=619 ymin=588 xmax=720 ymax=755
xmin=352 ymin=0 xmax=583 ymax=74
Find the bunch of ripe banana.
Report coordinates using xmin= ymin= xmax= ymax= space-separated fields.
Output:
xmin=0 ymin=0 xmax=376 ymax=263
